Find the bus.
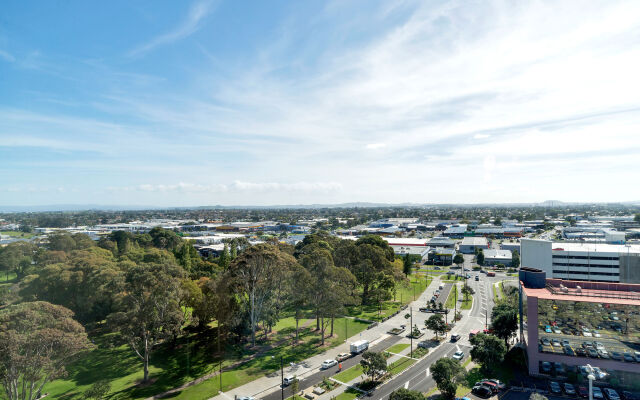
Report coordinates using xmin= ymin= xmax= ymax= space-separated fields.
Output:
xmin=469 ymin=330 xmax=480 ymax=339
xmin=486 ymin=271 xmax=496 ymax=277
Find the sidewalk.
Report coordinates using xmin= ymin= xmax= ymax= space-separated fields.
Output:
xmin=209 ymin=275 xmax=439 ymax=400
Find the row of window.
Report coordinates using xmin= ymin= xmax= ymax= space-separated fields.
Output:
xmin=552 ymin=270 xmax=620 ymax=277
xmin=552 ymin=262 xmax=619 ymax=269
xmin=552 ymin=255 xmax=619 ymax=261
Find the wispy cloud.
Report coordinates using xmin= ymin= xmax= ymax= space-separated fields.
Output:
xmin=107 ymin=181 xmax=342 ymax=194
xmin=0 ymin=49 xmax=15 ymax=63
xmin=128 ymin=0 xmax=216 ymax=57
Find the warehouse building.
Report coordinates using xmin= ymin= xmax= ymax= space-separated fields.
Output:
xmin=521 ymin=239 xmax=640 ymax=283
xmin=483 ymin=249 xmax=512 ymax=266
xmin=458 ymin=236 xmax=488 ymax=254
xmin=383 ymin=237 xmax=428 ymax=255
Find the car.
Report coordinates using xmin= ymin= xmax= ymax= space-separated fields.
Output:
xmin=593 ymin=387 xmax=604 ymax=400
xmin=575 ymin=347 xmax=587 ymax=357
xmin=237 ymin=397 xmax=255 ymax=400
xmin=475 ymin=381 xmax=498 ymax=393
xmin=598 ymin=349 xmax=610 ymax=359
xmin=610 ymin=351 xmax=623 ymax=361
xmin=623 ymin=352 xmax=635 ymax=362
xmin=472 ymin=386 xmax=492 ymax=398
xmin=419 ymin=307 xmax=430 ymax=312
xmin=336 ymin=353 xmax=350 ymax=362
xmin=564 ymin=345 xmax=575 ymax=356
xmin=582 ymin=341 xmax=594 ymax=348
xmin=604 ymin=388 xmax=621 ymax=400
xmin=593 ymin=330 xmax=602 ymax=338
xmin=579 ymin=386 xmax=589 ymax=398
xmin=283 ymin=375 xmax=296 ymax=386
xmin=595 ymin=342 xmax=605 ymax=350
xmin=561 ymin=339 xmax=570 ymax=347
xmin=321 ymin=359 xmax=338 ymax=369
xmin=452 ymin=351 xmax=464 ymax=360
xmin=564 ymin=383 xmax=576 ymax=395
xmin=451 ymin=334 xmax=461 ymax=342
xmin=486 ymin=379 xmax=506 ymax=390
xmin=554 ymin=362 xmax=565 ymax=375
xmin=541 ymin=361 xmax=552 ymax=373
xmin=588 ymin=348 xmax=599 ymax=358
xmin=582 ymin=326 xmax=591 ymax=333
xmin=551 ymin=338 xmax=561 ymax=347
xmin=475 ymin=276 xmax=479 ymax=281
xmin=553 ymin=328 xmax=562 ymax=334
xmin=418 ymin=341 xmax=430 ymax=349
xmin=622 ymin=391 xmax=638 ymax=400
xmin=545 ymin=325 xmax=552 ymax=333
xmin=562 ymin=328 xmax=572 ymax=335
xmin=635 ymin=351 xmax=640 ymax=362
xmin=583 ymin=331 xmax=593 ymax=337
xmin=549 ymin=381 xmax=562 ymax=394
xmin=541 ymin=337 xmax=551 ymax=346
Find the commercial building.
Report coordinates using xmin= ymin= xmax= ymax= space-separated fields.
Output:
xmin=427 ymin=237 xmax=456 ymax=249
xmin=459 ymin=236 xmax=488 ymax=254
xmin=383 ymin=237 xmax=428 ymax=255
xmin=483 ymin=249 xmax=512 ymax=267
xmin=500 ymin=241 xmax=521 ymax=253
xmin=520 ymin=268 xmax=640 ymax=389
xmin=443 ymin=225 xmax=468 ymax=238
xmin=521 ymin=239 xmax=640 ymax=283
xmin=421 ymin=247 xmax=456 ymax=266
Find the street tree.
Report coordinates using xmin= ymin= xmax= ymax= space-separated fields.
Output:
xmin=107 ymin=263 xmax=185 ymax=382
xmin=476 ymin=250 xmax=485 ymax=266
xmin=0 ymin=302 xmax=92 ymax=400
xmin=431 ymin=357 xmax=465 ymax=400
xmin=512 ymin=250 xmax=520 ymax=269
xmin=389 ymin=388 xmax=425 ymax=400
xmin=360 ymin=351 xmax=387 ymax=382
xmin=470 ymin=333 xmax=507 ymax=372
xmin=461 ymin=285 xmax=475 ymax=301
xmin=453 ymin=254 xmax=464 ymax=269
xmin=403 ymin=253 xmax=412 ymax=276
xmin=491 ymin=301 xmax=518 ymax=346
xmin=425 ymin=314 xmax=447 ymax=339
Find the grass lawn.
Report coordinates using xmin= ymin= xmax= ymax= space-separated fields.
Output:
xmin=335 ymin=388 xmax=360 ymax=400
xmin=385 ymin=343 xmax=410 ymax=354
xmin=444 ymin=285 xmax=458 ymax=309
xmin=0 ymin=230 xmax=36 ymax=238
xmin=0 ymin=271 xmax=17 ymax=286
xmin=492 ymin=283 xmax=498 ymax=302
xmin=387 ymin=357 xmax=416 ymax=376
xmin=334 ymin=365 xmax=364 ymax=383
xmin=461 ymin=292 xmax=473 ymax=310
xmin=412 ymin=347 xmax=429 ymax=358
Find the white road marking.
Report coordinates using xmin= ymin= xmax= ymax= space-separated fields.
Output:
xmin=426 ymin=367 xmax=430 ymax=376
xmin=405 ymin=381 xmax=409 ymax=389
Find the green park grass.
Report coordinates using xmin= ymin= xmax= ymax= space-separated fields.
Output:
xmin=385 ymin=343 xmax=410 ymax=354
xmin=335 ymin=388 xmax=360 ymax=400
xmin=334 ymin=364 xmax=364 ymax=383
xmin=387 ymin=357 xmax=416 ymax=376
xmin=0 ymin=230 xmax=36 ymax=239
xmin=0 ymin=271 xmax=17 ymax=286
xmin=444 ymin=285 xmax=458 ymax=309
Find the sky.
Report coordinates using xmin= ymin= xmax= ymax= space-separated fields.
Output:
xmin=1 ymin=0 xmax=640 ymax=207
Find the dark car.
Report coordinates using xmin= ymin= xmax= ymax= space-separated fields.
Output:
xmin=623 ymin=353 xmax=635 ymax=362
xmin=564 ymin=383 xmax=576 ymax=395
xmin=622 ymin=391 xmax=638 ymax=400
xmin=579 ymin=386 xmax=589 ymax=398
xmin=472 ymin=386 xmax=492 ymax=398
xmin=451 ymin=334 xmax=461 ymax=342
xmin=564 ymin=345 xmax=575 ymax=356
xmin=541 ymin=361 xmax=552 ymax=373
xmin=610 ymin=351 xmax=623 ymax=361
xmin=561 ymin=339 xmax=570 ymax=347
xmin=598 ymin=350 xmax=610 ymax=359
xmin=549 ymin=381 xmax=562 ymax=394
xmin=541 ymin=337 xmax=551 ymax=346
xmin=562 ymin=328 xmax=572 ymax=335
xmin=576 ymin=347 xmax=587 ymax=357
xmin=582 ymin=341 xmax=594 ymax=348
xmin=587 ymin=348 xmax=599 ymax=358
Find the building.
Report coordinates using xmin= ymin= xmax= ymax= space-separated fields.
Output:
xmin=458 ymin=236 xmax=488 ymax=254
xmin=483 ymin=249 xmax=512 ymax=266
xmin=500 ymin=241 xmax=521 ymax=253
xmin=383 ymin=237 xmax=428 ymax=255
xmin=427 ymin=236 xmax=456 ymax=249
xmin=422 ymin=247 xmax=456 ymax=266
xmin=520 ymin=267 xmax=640 ymax=387
xmin=521 ymin=239 xmax=640 ymax=283
xmin=443 ymin=225 xmax=468 ymax=238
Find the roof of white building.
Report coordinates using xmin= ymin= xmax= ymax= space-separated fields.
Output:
xmin=551 ymin=241 xmax=640 ymax=253
xmin=484 ymin=249 xmax=512 ymax=259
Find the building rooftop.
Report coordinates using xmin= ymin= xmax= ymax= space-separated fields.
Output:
xmin=461 ymin=236 xmax=488 ymax=246
xmin=551 ymin=241 xmax=640 ymax=254
xmin=522 ymin=278 xmax=640 ymax=306
xmin=484 ymin=249 xmax=512 ymax=259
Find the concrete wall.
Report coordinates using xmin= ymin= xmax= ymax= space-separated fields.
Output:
xmin=619 ymin=254 xmax=640 ymax=284
xmin=521 ymin=239 xmax=553 ymax=276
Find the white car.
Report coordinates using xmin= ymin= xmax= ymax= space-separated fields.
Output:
xmin=452 ymin=351 xmax=464 ymax=360
xmin=595 ymin=342 xmax=605 ymax=350
xmin=238 ymin=397 xmax=255 ymax=400
xmin=583 ymin=331 xmax=593 ymax=337
xmin=321 ymin=359 xmax=338 ymax=369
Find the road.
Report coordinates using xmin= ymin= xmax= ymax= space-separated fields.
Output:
xmin=369 ymin=271 xmax=507 ymax=399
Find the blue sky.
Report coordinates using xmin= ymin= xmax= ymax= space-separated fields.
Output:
xmin=1 ymin=0 xmax=640 ymax=207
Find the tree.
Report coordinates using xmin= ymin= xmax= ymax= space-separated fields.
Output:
xmin=636 ymin=214 xmax=640 ymax=223
xmin=227 ymin=244 xmax=296 ymax=347
xmin=389 ymin=388 xmax=425 ymax=400
xmin=402 ymin=253 xmax=412 ymax=276
xmin=0 ymin=302 xmax=92 ymax=400
xmin=461 ymin=285 xmax=475 ymax=301
xmin=425 ymin=314 xmax=447 ymax=339
xmin=0 ymin=241 xmax=36 ymax=280
xmin=476 ymin=250 xmax=485 ymax=266
xmin=470 ymin=333 xmax=507 ymax=372
xmin=453 ymin=253 xmax=464 ymax=269
xmin=530 ymin=393 xmax=548 ymax=400
xmin=493 ymin=217 xmax=502 ymax=226
xmin=360 ymin=351 xmax=387 ymax=382
xmin=107 ymin=263 xmax=185 ymax=382
xmin=290 ymin=378 xmax=300 ymax=396
xmin=491 ymin=301 xmax=518 ymax=347
xmin=512 ymin=250 xmax=520 ymax=269
xmin=431 ymin=357 xmax=465 ymax=400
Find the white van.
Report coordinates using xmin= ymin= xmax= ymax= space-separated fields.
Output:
xmin=439 ymin=284 xmax=444 ymax=290
xmin=283 ymin=375 xmax=296 ymax=386
xmin=350 ymin=340 xmax=369 ymax=354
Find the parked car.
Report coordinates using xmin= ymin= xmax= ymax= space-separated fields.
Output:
xmin=587 ymin=348 xmax=599 ymax=358
xmin=417 ymin=341 xmax=430 ymax=349
xmin=238 ymin=397 xmax=255 ymax=400
xmin=474 ymin=381 xmax=498 ymax=393
xmin=579 ymin=386 xmax=589 ymax=398
xmin=593 ymin=387 xmax=604 ymax=400
xmin=598 ymin=349 xmax=610 ymax=359
xmin=545 ymin=325 xmax=552 ymax=333
xmin=452 ymin=351 xmax=464 ymax=360
xmin=564 ymin=383 xmax=576 ymax=395
xmin=419 ymin=307 xmax=429 ymax=312
xmin=336 ymin=353 xmax=350 ymax=362
xmin=551 ymin=338 xmax=561 ymax=347
xmin=595 ymin=342 xmax=605 ymax=350
xmin=575 ymin=347 xmax=587 ymax=357
xmin=549 ymin=381 xmax=562 ymax=394
xmin=472 ymin=386 xmax=492 ymax=398
xmin=486 ymin=379 xmax=506 ymax=390
xmin=635 ymin=351 xmax=640 ymax=362
xmin=561 ymin=339 xmax=570 ymax=346
xmin=541 ymin=337 xmax=551 ymax=346
xmin=622 ymin=391 xmax=638 ymax=400
xmin=564 ymin=345 xmax=575 ymax=356
xmin=582 ymin=341 xmax=594 ymax=348
xmin=541 ymin=361 xmax=552 ymax=373
xmin=610 ymin=351 xmax=623 ymax=361
xmin=321 ymin=359 xmax=338 ymax=369
xmin=593 ymin=330 xmax=602 ymax=338
xmin=623 ymin=352 xmax=635 ymax=363
xmin=562 ymin=328 xmax=572 ymax=335
xmin=604 ymin=388 xmax=621 ymax=400
xmin=554 ymin=362 xmax=565 ymax=375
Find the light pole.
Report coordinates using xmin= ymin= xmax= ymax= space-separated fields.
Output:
xmin=410 ymin=307 xmax=413 ymax=359
xmin=272 ymin=355 xmax=284 ymax=400
xmin=586 ymin=364 xmax=595 ymax=400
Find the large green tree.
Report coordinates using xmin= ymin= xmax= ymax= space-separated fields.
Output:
xmin=389 ymin=388 xmax=425 ymax=400
xmin=360 ymin=351 xmax=387 ymax=382
xmin=470 ymin=333 xmax=507 ymax=372
xmin=431 ymin=357 xmax=465 ymax=400
xmin=491 ymin=301 xmax=518 ymax=346
xmin=0 ymin=302 xmax=92 ymax=400
xmin=107 ymin=263 xmax=185 ymax=382
xmin=425 ymin=314 xmax=447 ymax=339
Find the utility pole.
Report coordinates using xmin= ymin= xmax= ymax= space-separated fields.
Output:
xmin=410 ymin=307 xmax=413 ymax=358
xmin=280 ymin=356 xmax=284 ymax=400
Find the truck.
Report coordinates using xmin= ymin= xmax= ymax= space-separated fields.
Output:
xmin=350 ymin=339 xmax=369 ymax=354
xmin=486 ymin=271 xmax=495 ymax=277
xmin=439 ymin=284 xmax=444 ymax=290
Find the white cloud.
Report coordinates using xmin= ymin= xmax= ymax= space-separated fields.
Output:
xmin=365 ymin=143 xmax=387 ymax=150
xmin=128 ymin=0 xmax=216 ymax=57
xmin=0 ymin=49 xmax=15 ymax=63
xmin=473 ymin=134 xmax=490 ymax=139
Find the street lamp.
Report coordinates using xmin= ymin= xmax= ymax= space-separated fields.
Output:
xmin=586 ymin=364 xmax=596 ymax=400
xmin=272 ymin=356 xmax=284 ymax=400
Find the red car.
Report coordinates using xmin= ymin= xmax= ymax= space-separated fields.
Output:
xmin=579 ymin=386 xmax=589 ymax=398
